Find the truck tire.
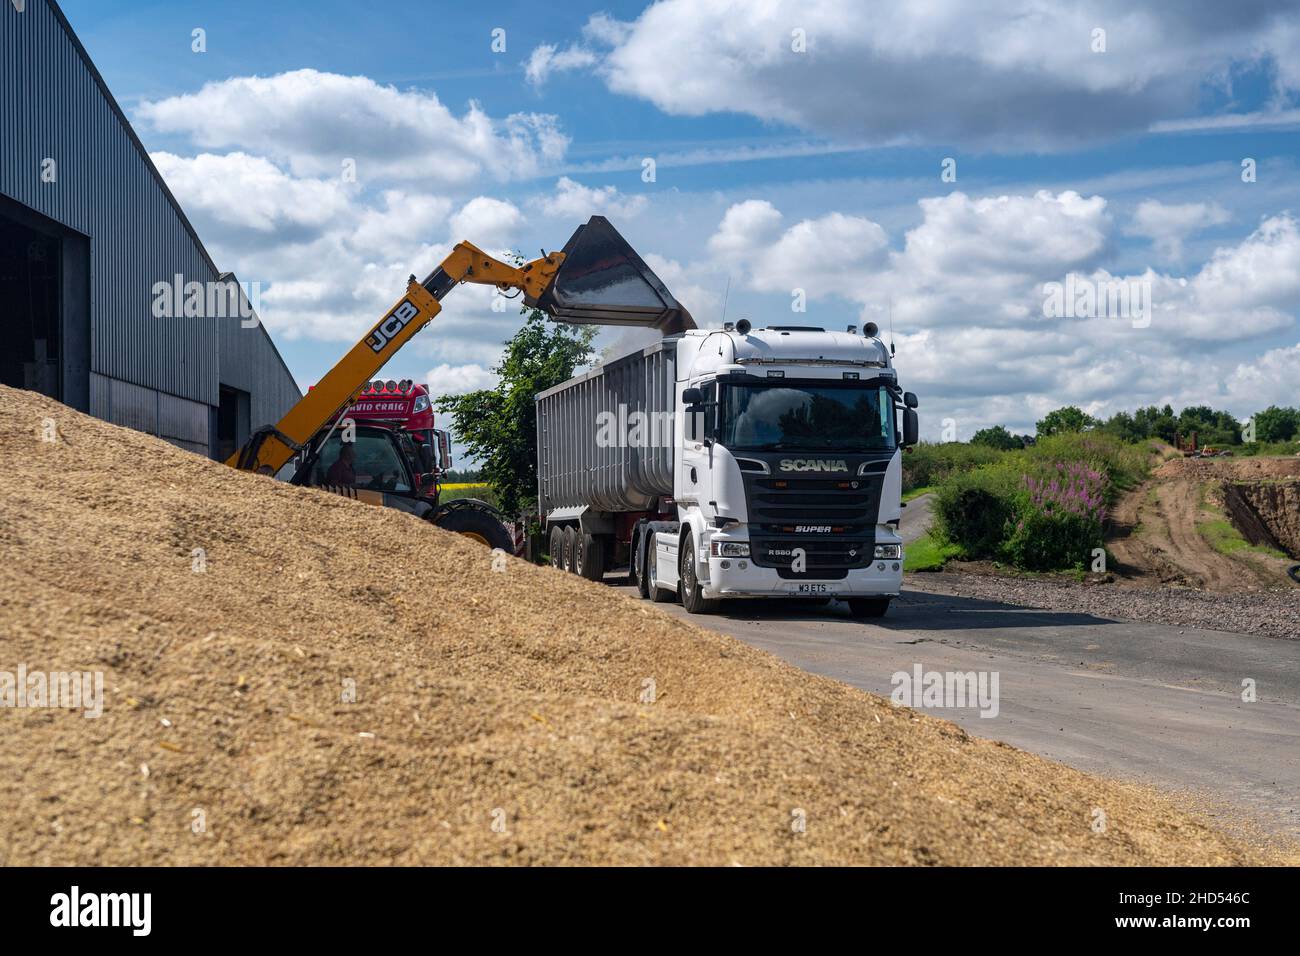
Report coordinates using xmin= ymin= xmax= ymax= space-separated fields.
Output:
xmin=635 ymin=531 xmax=652 ymax=599
xmin=848 ymin=597 xmax=891 ymax=619
xmin=548 ymin=524 xmax=565 ymax=569
xmin=561 ymin=526 xmax=578 ymax=573
xmin=647 ymin=535 xmax=674 ymax=603
xmin=574 ymin=532 xmax=607 ymax=581
xmin=679 ymin=529 xmax=718 ymax=614
xmin=434 ymin=503 xmax=514 ymax=552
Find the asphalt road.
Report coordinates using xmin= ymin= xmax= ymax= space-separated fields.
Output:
xmin=615 ymin=493 xmax=1300 ymax=839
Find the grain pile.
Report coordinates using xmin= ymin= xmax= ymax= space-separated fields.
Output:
xmin=0 ymin=385 xmax=1266 ymax=865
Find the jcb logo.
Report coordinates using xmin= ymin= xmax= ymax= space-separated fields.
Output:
xmin=779 ymin=459 xmax=848 ymax=472
xmin=367 ymin=300 xmax=419 ymax=353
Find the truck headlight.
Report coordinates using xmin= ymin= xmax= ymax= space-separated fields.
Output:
xmin=874 ymin=544 xmax=902 ymax=559
xmin=711 ymin=541 xmax=750 ymax=557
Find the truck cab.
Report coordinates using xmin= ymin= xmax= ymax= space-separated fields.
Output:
xmin=653 ymin=323 xmax=917 ymax=617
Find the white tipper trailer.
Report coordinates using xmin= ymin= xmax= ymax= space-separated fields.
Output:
xmin=535 ymin=319 xmax=920 ymax=617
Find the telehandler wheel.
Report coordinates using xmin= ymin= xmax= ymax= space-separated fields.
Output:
xmin=847 ymin=598 xmax=891 ymax=619
xmin=548 ymin=524 xmax=565 ymax=569
xmin=561 ymin=526 xmax=578 ymax=573
xmin=575 ymin=532 xmax=607 ymax=581
xmin=647 ymin=536 xmax=674 ymax=603
xmin=434 ymin=503 xmax=514 ymax=553
xmin=679 ymin=530 xmax=718 ymax=614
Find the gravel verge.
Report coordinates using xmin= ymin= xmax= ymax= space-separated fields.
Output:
xmin=910 ymin=570 xmax=1299 ymax=641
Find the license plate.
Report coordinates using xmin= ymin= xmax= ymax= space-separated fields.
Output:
xmin=795 ymin=583 xmax=834 ymax=594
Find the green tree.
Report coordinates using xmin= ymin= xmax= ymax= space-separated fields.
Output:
xmin=1252 ymin=405 xmax=1300 ymax=443
xmin=434 ymin=308 xmax=595 ymax=515
xmin=1100 ymin=410 xmax=1144 ymax=443
xmin=1035 ymin=406 xmax=1098 ymax=438
xmin=1176 ymin=405 xmax=1241 ymax=446
xmin=970 ymin=425 xmax=1021 ymax=450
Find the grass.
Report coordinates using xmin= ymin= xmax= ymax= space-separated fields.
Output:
xmin=1197 ymin=489 xmax=1287 ymax=559
xmin=439 ymin=483 xmax=499 ymax=508
xmin=902 ymin=485 xmax=936 ymax=503
xmin=904 ymin=533 xmax=963 ymax=572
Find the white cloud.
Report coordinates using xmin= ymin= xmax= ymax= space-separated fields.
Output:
xmin=535 ymin=177 xmax=647 ymax=220
xmin=696 ymin=191 xmax=1300 ymax=438
xmin=424 ymin=363 xmax=498 ymax=395
xmin=709 ymin=202 xmax=888 ymax=299
xmin=525 ymin=44 xmax=598 ymax=86
xmin=150 ymin=151 xmax=350 ymax=237
xmin=549 ymin=1 xmax=1300 ymax=152
xmin=138 ymin=69 xmax=568 ymax=185
xmin=1125 ymin=200 xmax=1230 ymax=260
xmin=448 ymin=197 xmax=525 ymax=250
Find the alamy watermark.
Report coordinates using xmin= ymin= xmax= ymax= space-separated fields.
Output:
xmin=1 ymin=664 xmax=104 ymax=718
xmin=1042 ymin=274 xmax=1151 ymax=329
xmin=890 ymin=664 xmax=999 ymax=718
xmin=595 ymin=404 xmax=676 ymax=448
xmin=151 ymin=275 xmax=262 ymax=327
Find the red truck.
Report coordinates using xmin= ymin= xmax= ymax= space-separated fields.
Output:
xmin=277 ymin=378 xmax=515 ymax=551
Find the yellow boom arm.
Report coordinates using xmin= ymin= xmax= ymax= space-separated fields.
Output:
xmin=227 ymin=242 xmax=563 ymax=474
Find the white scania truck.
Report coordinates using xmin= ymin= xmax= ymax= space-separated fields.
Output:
xmin=531 ymin=219 xmax=919 ymax=618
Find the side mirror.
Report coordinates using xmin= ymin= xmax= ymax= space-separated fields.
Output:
xmin=418 ymin=443 xmax=434 ymax=473
xmin=681 ymin=387 xmax=702 ymax=405
xmin=903 ymin=408 xmax=919 ymax=447
xmin=904 ymin=391 xmax=918 ymax=409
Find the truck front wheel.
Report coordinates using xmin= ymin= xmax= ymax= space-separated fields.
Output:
xmin=847 ymin=598 xmax=891 ymax=619
xmin=679 ymin=530 xmax=718 ymax=614
xmin=647 ymin=535 xmax=674 ymax=603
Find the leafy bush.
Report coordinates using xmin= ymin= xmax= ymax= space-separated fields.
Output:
xmin=1003 ymin=507 xmax=1103 ymax=571
xmin=1002 ymin=462 xmax=1107 ymax=570
xmin=903 ymin=442 xmax=1004 ymax=491
xmin=970 ymin=425 xmax=1023 ymax=450
xmin=931 ymin=441 xmax=1129 ymax=570
xmin=1237 ymin=440 xmax=1300 ymax=458
xmin=933 ymin=463 xmax=1020 ymax=558
xmin=1023 ymin=431 xmax=1147 ymax=501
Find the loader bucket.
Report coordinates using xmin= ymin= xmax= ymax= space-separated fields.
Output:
xmin=527 ymin=216 xmax=696 ymax=335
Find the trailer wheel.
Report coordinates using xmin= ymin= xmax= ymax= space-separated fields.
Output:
xmin=434 ymin=502 xmax=514 ymax=552
xmin=575 ymin=532 xmax=606 ymax=581
xmin=647 ymin=535 xmax=674 ymax=603
xmin=679 ymin=529 xmax=718 ymax=614
xmin=561 ymin=526 xmax=578 ymax=573
xmin=847 ymin=598 xmax=891 ymax=619
xmin=635 ymin=531 xmax=652 ymax=599
xmin=548 ymin=524 xmax=565 ymax=568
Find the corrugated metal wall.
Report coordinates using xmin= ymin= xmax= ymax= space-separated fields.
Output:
xmin=536 ymin=342 xmax=676 ymax=515
xmin=215 ymin=276 xmax=303 ymax=431
xmin=0 ymin=0 xmax=301 ymax=453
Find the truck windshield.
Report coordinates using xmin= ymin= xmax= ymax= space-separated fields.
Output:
xmin=718 ymin=381 xmax=895 ymax=451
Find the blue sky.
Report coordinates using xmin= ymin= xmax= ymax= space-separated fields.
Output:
xmin=60 ymin=0 xmax=1300 ymax=448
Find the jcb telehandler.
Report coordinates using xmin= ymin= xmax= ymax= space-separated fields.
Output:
xmin=224 ymin=217 xmax=692 ymax=548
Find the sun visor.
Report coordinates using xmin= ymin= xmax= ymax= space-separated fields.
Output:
xmin=527 ymin=216 xmax=696 ymax=335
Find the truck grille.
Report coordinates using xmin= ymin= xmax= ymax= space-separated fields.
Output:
xmin=741 ymin=465 xmax=887 ymax=577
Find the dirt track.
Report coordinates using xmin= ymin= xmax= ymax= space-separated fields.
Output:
xmin=0 ymin=386 xmax=1280 ymax=865
xmin=1107 ymin=456 xmax=1300 ymax=591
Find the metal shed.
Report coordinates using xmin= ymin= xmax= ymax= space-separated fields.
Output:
xmin=0 ymin=0 xmax=300 ymax=457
